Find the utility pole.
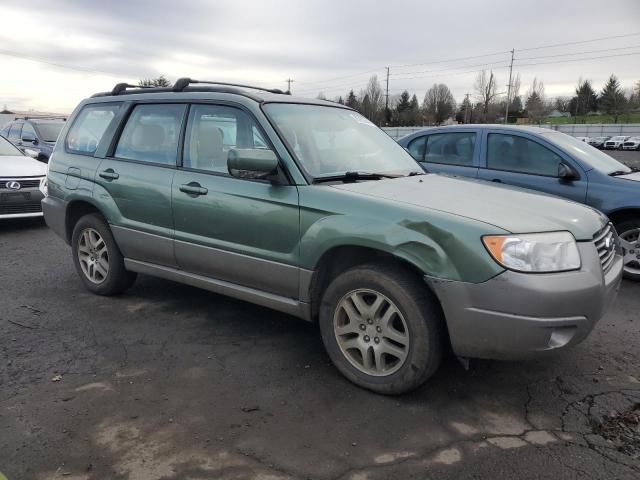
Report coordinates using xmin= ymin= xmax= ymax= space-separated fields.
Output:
xmin=464 ymin=93 xmax=471 ymax=124
xmin=504 ymin=49 xmax=515 ymax=124
xmin=285 ymin=78 xmax=294 ymax=94
xmin=385 ymin=66 xmax=390 ymax=124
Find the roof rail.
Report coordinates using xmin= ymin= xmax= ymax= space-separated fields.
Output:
xmin=173 ymin=78 xmax=289 ymax=95
xmin=111 ymin=83 xmax=157 ymax=95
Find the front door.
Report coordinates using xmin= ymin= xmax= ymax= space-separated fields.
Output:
xmin=96 ymin=103 xmax=187 ymax=267
xmin=172 ymin=103 xmax=300 ymax=298
xmin=477 ymin=130 xmax=588 ymax=203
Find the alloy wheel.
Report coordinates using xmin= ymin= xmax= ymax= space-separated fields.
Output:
xmin=619 ymin=228 xmax=640 ymax=276
xmin=77 ymin=228 xmax=109 ymax=284
xmin=333 ymin=289 xmax=409 ymax=376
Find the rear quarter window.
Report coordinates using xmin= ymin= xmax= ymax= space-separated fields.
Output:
xmin=66 ymin=103 xmax=121 ymax=155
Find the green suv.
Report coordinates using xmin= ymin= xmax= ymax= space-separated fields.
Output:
xmin=43 ymin=79 xmax=623 ymax=394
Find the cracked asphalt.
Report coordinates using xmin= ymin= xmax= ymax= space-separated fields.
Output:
xmin=1 ymin=150 xmax=639 ymax=480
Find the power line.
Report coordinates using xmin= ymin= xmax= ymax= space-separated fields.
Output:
xmin=390 ymin=50 xmax=510 ymax=69
xmin=514 ymin=50 xmax=640 ymax=67
xmin=517 ymin=32 xmax=640 ymax=52
xmin=294 ymin=68 xmax=384 ymax=87
xmin=516 ymin=44 xmax=640 ymax=61
xmin=390 ymin=59 xmax=511 ymax=79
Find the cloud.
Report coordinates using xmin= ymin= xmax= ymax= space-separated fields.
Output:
xmin=1 ymin=0 xmax=639 ymax=111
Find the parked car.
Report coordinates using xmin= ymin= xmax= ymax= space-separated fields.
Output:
xmin=623 ymin=137 xmax=640 ymax=151
xmin=575 ymin=136 xmax=590 ymax=143
xmin=43 ymin=80 xmax=622 ymax=394
xmin=0 ymin=135 xmax=47 ymax=218
xmin=588 ymin=136 xmax=611 ymax=149
xmin=398 ymin=125 xmax=640 ymax=280
xmin=0 ymin=117 xmax=66 ymax=162
xmin=603 ymin=136 xmax=630 ymax=150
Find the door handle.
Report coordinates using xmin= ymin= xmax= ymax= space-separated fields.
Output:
xmin=179 ymin=183 xmax=208 ymax=196
xmin=491 ymin=178 xmax=502 ymax=183
xmin=99 ymin=169 xmax=119 ymax=180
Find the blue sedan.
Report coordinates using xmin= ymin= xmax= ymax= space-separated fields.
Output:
xmin=398 ymin=125 xmax=640 ymax=280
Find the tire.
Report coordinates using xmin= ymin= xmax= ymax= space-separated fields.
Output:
xmin=71 ymin=213 xmax=137 ymax=295
xmin=319 ymin=263 xmax=444 ymax=395
xmin=615 ymin=219 xmax=640 ymax=281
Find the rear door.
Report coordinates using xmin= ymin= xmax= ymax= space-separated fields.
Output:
xmin=477 ymin=129 xmax=588 ymax=203
xmin=406 ymin=130 xmax=480 ymax=178
xmin=96 ymin=103 xmax=187 ymax=267
xmin=172 ymin=103 xmax=300 ymax=298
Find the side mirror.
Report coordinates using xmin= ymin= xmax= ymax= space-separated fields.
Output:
xmin=22 ymin=147 xmax=39 ymax=159
xmin=21 ymin=132 xmax=36 ymax=143
xmin=558 ymin=163 xmax=577 ymax=181
xmin=228 ymin=148 xmax=279 ymax=180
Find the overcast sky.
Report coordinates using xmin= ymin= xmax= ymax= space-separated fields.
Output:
xmin=1 ymin=0 xmax=639 ymax=113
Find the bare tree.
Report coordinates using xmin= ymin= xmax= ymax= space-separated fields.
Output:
xmin=359 ymin=76 xmax=384 ymax=124
xmin=525 ymin=77 xmax=548 ymax=123
xmin=474 ymin=70 xmax=498 ymax=122
xmin=423 ymin=84 xmax=456 ymax=125
xmin=138 ymin=75 xmax=172 ymax=87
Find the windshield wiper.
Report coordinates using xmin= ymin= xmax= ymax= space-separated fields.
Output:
xmin=313 ymin=171 xmax=405 ymax=184
xmin=609 ymin=170 xmax=632 ymax=176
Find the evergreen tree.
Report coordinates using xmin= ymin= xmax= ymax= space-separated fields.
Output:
xmin=345 ymin=90 xmax=359 ymax=110
xmin=525 ymin=91 xmax=545 ymax=123
xmin=408 ymin=94 xmax=421 ymax=126
xmin=599 ymin=74 xmax=627 ymax=123
xmin=395 ymin=91 xmax=412 ymax=126
xmin=336 ymin=96 xmax=345 ymax=105
xmin=569 ymin=79 xmax=598 ymax=118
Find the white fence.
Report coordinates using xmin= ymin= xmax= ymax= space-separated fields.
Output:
xmin=382 ymin=124 xmax=640 ymax=140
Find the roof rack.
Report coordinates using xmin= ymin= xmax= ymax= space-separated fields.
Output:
xmin=17 ymin=115 xmax=67 ymax=121
xmin=111 ymin=83 xmax=157 ymax=95
xmin=172 ymin=78 xmax=289 ymax=95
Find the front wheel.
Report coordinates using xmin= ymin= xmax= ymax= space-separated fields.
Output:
xmin=71 ymin=213 xmax=137 ymax=295
xmin=616 ymin=219 xmax=640 ymax=281
xmin=319 ymin=263 xmax=444 ymax=394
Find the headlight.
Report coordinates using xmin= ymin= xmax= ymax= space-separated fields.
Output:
xmin=482 ymin=231 xmax=581 ymax=273
xmin=39 ymin=176 xmax=48 ymax=197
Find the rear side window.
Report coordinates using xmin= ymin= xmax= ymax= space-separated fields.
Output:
xmin=487 ymin=133 xmax=562 ymax=176
xmin=8 ymin=123 xmax=22 ymax=143
xmin=115 ymin=104 xmax=186 ymax=166
xmin=407 ymin=136 xmax=427 ymax=161
xmin=424 ymin=132 xmax=476 ymax=166
xmin=66 ymin=104 xmax=121 ymax=155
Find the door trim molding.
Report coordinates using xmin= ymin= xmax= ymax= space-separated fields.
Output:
xmin=124 ymin=258 xmax=312 ymax=321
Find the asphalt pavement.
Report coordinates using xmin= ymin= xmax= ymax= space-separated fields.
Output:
xmin=0 ymin=150 xmax=639 ymax=480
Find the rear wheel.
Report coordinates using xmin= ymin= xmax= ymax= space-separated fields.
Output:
xmin=71 ymin=214 xmax=137 ymax=295
xmin=616 ymin=219 xmax=640 ymax=281
xmin=319 ymin=263 xmax=444 ymax=394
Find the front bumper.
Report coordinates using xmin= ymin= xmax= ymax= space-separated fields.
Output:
xmin=0 ymin=188 xmax=44 ymax=219
xmin=427 ymin=242 xmax=623 ymax=360
xmin=42 ymin=195 xmax=68 ymax=242
xmin=623 ymin=145 xmax=639 ymax=150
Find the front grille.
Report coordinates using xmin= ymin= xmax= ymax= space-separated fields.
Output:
xmin=593 ymin=223 xmax=616 ymax=272
xmin=0 ymin=178 xmax=42 ymax=189
xmin=0 ymin=203 xmax=42 ymax=215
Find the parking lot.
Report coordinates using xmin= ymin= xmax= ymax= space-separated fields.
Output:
xmin=1 ymin=151 xmax=639 ymax=480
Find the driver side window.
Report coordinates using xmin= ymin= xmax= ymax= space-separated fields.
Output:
xmin=487 ymin=133 xmax=563 ymax=176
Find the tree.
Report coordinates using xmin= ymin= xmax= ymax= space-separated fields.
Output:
xmin=336 ymin=96 xmax=345 ymax=105
xmin=474 ymin=70 xmax=498 ymax=122
xmin=569 ymin=78 xmax=598 ymax=119
xmin=525 ymin=77 xmax=547 ymax=123
xmin=394 ymin=91 xmax=412 ymax=126
xmin=456 ymin=96 xmax=472 ymax=123
xmin=554 ymin=97 xmax=570 ymax=112
xmin=138 ymin=75 xmax=172 ymax=87
xmin=408 ymin=94 xmax=421 ymax=126
xmin=360 ymin=76 xmax=384 ymax=124
xmin=345 ymin=90 xmax=359 ymax=110
xmin=423 ymin=83 xmax=456 ymax=125
xmin=599 ymin=74 xmax=627 ymax=123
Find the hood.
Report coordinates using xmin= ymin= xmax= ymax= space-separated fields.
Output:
xmin=617 ymin=172 xmax=640 ymax=182
xmin=331 ymin=174 xmax=607 ymax=240
xmin=0 ymin=155 xmax=47 ymax=177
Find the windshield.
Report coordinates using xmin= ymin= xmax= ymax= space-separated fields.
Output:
xmin=541 ymin=130 xmax=630 ymax=174
xmin=263 ymin=103 xmax=420 ymax=178
xmin=33 ymin=121 xmax=65 ymax=142
xmin=0 ymin=135 xmax=24 ymax=156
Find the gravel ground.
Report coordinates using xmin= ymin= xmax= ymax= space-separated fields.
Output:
xmin=0 ymin=150 xmax=639 ymax=480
